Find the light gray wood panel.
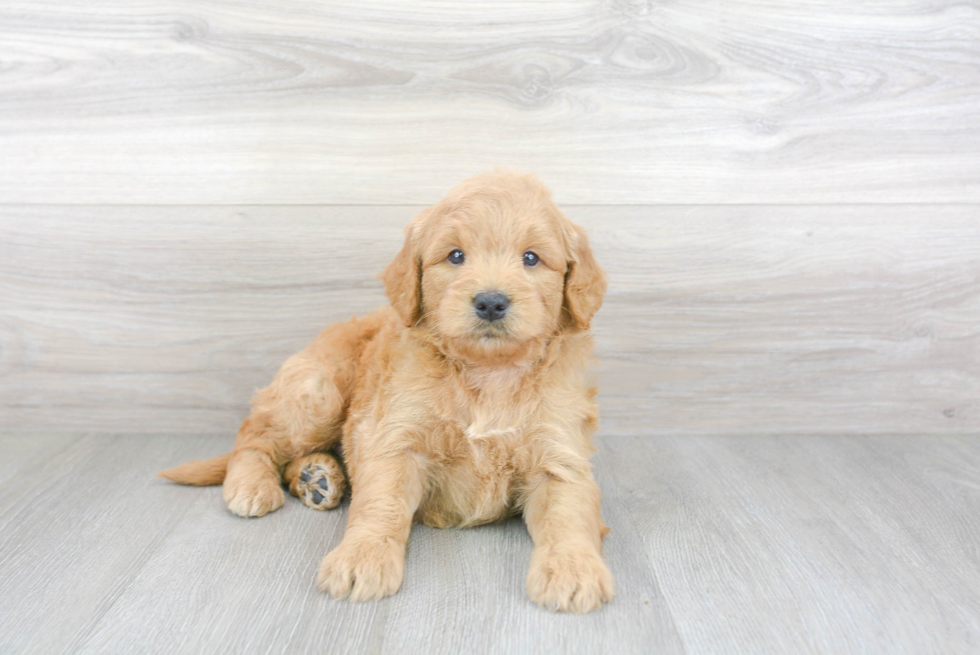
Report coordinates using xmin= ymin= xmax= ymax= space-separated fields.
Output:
xmin=594 ymin=204 xmax=980 ymax=435
xmin=76 ymin=455 xmax=387 ymax=654
xmin=606 ymin=434 xmax=980 ymax=654
xmin=0 ymin=432 xmax=77 ymax=486
xmin=0 ymin=205 xmax=404 ymax=437
xmin=2 ymin=204 xmax=978 ymax=436
xmin=1 ymin=1 xmax=978 ymax=204
xmin=4 ymin=433 xmax=980 ymax=653
xmin=75 ymin=436 xmax=683 ymax=655
xmin=0 ymin=434 xmax=223 ymax=653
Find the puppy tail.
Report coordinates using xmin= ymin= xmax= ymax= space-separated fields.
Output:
xmin=158 ymin=452 xmax=232 ymax=486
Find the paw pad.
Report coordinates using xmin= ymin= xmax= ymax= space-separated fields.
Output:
xmin=295 ymin=461 xmax=344 ymax=510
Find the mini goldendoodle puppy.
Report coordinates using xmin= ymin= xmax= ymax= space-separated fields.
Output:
xmin=160 ymin=170 xmax=613 ymax=613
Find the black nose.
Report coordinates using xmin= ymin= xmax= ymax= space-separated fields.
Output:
xmin=473 ymin=291 xmax=510 ymax=322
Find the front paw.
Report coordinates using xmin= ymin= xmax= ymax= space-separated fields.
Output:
xmin=222 ymin=468 xmax=284 ymax=518
xmin=317 ymin=537 xmax=405 ymax=602
xmin=527 ymin=545 xmax=614 ymax=613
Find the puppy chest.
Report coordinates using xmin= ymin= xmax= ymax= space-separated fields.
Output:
xmin=418 ymin=428 xmax=529 ymax=528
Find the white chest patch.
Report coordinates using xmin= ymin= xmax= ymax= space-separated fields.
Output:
xmin=464 ymin=424 xmax=523 ymax=441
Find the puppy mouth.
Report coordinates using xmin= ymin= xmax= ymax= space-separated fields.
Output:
xmin=474 ymin=321 xmax=510 ymax=340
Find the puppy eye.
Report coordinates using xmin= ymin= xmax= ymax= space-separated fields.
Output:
xmin=447 ymin=249 xmax=465 ymax=265
xmin=523 ymin=251 xmax=540 ymax=267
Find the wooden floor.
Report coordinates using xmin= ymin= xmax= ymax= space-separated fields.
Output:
xmin=1 ymin=432 xmax=979 ymax=654
xmin=2 ymin=1 xmax=979 ymax=653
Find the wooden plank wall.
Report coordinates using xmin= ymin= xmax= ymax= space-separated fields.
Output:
xmin=1 ymin=1 xmax=978 ymax=435
xmin=1 ymin=1 xmax=979 ymax=204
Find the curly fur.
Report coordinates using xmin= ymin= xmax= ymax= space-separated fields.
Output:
xmin=159 ymin=170 xmax=613 ymax=613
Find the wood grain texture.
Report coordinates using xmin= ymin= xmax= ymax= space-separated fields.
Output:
xmin=606 ymin=434 xmax=980 ymax=653
xmin=2 ymin=433 xmax=979 ymax=653
xmin=0 ymin=434 xmax=220 ymax=653
xmin=80 ymin=470 xmax=684 ymax=654
xmin=0 ymin=433 xmax=686 ymax=654
xmin=2 ymin=204 xmax=977 ymax=436
xmin=1 ymin=1 xmax=978 ymax=204
xmin=0 ymin=432 xmax=77 ymax=489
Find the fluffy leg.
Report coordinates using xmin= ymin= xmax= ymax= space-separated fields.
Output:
xmin=523 ymin=472 xmax=614 ymax=613
xmin=222 ymin=319 xmax=367 ymax=517
xmin=317 ymin=451 xmax=424 ymax=601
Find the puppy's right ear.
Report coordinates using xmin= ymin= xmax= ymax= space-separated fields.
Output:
xmin=381 ymin=209 xmax=429 ymax=327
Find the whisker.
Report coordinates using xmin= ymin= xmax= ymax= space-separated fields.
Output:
xmin=412 ymin=309 xmax=438 ymax=329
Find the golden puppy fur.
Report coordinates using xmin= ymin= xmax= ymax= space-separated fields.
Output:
xmin=159 ymin=170 xmax=613 ymax=613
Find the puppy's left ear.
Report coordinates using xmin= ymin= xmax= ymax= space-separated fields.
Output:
xmin=563 ymin=222 xmax=606 ymax=331
xmin=381 ymin=209 xmax=429 ymax=327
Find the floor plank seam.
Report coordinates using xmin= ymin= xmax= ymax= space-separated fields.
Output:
xmin=63 ymin=490 xmax=206 ymax=653
xmin=598 ymin=441 xmax=690 ymax=653
xmin=0 ymin=435 xmax=99 ymax=536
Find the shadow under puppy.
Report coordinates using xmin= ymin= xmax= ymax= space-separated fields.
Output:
xmin=159 ymin=170 xmax=613 ymax=613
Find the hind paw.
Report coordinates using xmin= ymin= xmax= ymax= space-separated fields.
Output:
xmin=223 ymin=469 xmax=284 ymax=518
xmin=288 ymin=453 xmax=345 ymax=510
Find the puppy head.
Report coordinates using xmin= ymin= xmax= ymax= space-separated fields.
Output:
xmin=382 ymin=171 xmax=605 ymax=362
